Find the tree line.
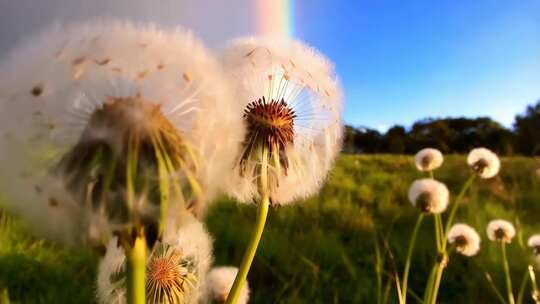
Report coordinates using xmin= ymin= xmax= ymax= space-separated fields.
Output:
xmin=343 ymin=100 xmax=540 ymax=155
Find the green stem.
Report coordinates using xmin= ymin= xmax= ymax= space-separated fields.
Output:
xmin=430 ymin=257 xmax=447 ymax=304
xmin=502 ymin=243 xmax=516 ymax=304
xmin=423 ymin=264 xmax=438 ymax=303
xmin=517 ymin=269 xmax=529 ymax=304
xmin=443 ymin=175 xmax=476 ymax=250
xmin=434 ymin=214 xmax=443 ymax=252
xmin=484 ymin=271 xmax=507 ymax=304
xmin=226 ymin=147 xmax=271 ymax=304
xmin=402 ymin=214 xmax=424 ymax=303
xmin=529 ymin=265 xmax=540 ymax=304
xmin=126 ymin=235 xmax=147 ymax=304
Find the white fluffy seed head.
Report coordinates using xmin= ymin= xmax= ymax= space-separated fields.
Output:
xmin=467 ymin=148 xmax=500 ymax=179
xmin=221 ymin=37 xmax=343 ymax=206
xmin=203 ymin=266 xmax=250 ymax=304
xmin=486 ymin=219 xmax=516 ymax=243
xmin=96 ymin=211 xmax=213 ymax=304
xmin=415 ymin=148 xmax=443 ymax=172
xmin=448 ymin=223 xmax=481 ymax=256
xmin=528 ymin=234 xmax=540 ymax=255
xmin=408 ymin=179 xmax=449 ymax=214
xmin=0 ymin=20 xmax=240 ymax=245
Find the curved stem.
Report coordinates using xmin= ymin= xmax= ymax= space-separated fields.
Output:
xmin=502 ymin=243 xmax=516 ymax=304
xmin=430 ymin=257 xmax=446 ymax=304
xmin=423 ymin=264 xmax=438 ymax=303
xmin=226 ymin=148 xmax=271 ymax=304
xmin=517 ymin=269 xmax=530 ymax=304
xmin=443 ymin=175 xmax=476 ymax=250
xmin=529 ymin=265 xmax=540 ymax=304
xmin=126 ymin=235 xmax=147 ymax=304
xmin=402 ymin=214 xmax=424 ymax=303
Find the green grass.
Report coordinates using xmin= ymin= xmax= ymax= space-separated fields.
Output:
xmin=1 ymin=154 xmax=540 ymax=303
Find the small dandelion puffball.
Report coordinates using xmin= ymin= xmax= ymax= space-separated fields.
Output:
xmin=415 ymin=148 xmax=443 ymax=172
xmin=204 ymin=267 xmax=250 ymax=304
xmin=97 ymin=211 xmax=213 ymax=304
xmin=467 ymin=148 xmax=500 ymax=179
xmin=221 ymin=37 xmax=343 ymax=205
xmin=0 ymin=20 xmax=240 ymax=246
xmin=448 ymin=223 xmax=481 ymax=256
xmin=486 ymin=219 xmax=516 ymax=243
xmin=528 ymin=234 xmax=540 ymax=255
xmin=408 ymin=179 xmax=449 ymax=214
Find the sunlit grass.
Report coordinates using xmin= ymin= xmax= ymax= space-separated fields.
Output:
xmin=1 ymin=154 xmax=539 ymax=303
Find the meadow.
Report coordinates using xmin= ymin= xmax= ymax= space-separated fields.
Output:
xmin=1 ymin=154 xmax=539 ymax=303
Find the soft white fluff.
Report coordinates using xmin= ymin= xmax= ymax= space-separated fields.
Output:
xmin=467 ymin=148 xmax=500 ymax=179
xmin=486 ymin=219 xmax=516 ymax=243
xmin=0 ymin=20 xmax=241 ymax=245
xmin=221 ymin=37 xmax=343 ymax=205
xmin=408 ymin=179 xmax=449 ymax=214
xmin=528 ymin=234 xmax=540 ymax=253
xmin=415 ymin=148 xmax=443 ymax=172
xmin=203 ymin=266 xmax=250 ymax=304
xmin=447 ymin=223 xmax=481 ymax=257
xmin=96 ymin=211 xmax=213 ymax=304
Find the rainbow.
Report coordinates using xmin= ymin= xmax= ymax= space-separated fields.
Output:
xmin=256 ymin=0 xmax=295 ymax=38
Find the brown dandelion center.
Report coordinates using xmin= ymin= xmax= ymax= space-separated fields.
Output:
xmin=148 ymin=255 xmax=181 ymax=287
xmin=240 ymin=97 xmax=296 ymax=172
xmin=494 ymin=227 xmax=508 ymax=241
xmin=454 ymin=235 xmax=468 ymax=248
xmin=421 ymin=155 xmax=433 ymax=168
xmin=533 ymin=246 xmax=540 ymax=255
xmin=472 ymin=158 xmax=488 ymax=174
xmin=416 ymin=191 xmax=433 ymax=213
xmin=146 ymin=246 xmax=197 ymax=303
xmin=57 ymin=95 xmax=191 ymax=247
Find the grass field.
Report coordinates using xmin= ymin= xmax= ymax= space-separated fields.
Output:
xmin=1 ymin=154 xmax=540 ymax=303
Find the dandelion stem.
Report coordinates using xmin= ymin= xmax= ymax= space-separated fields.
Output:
xmin=485 ymin=271 xmax=508 ymax=304
xmin=401 ymin=214 xmax=424 ymax=303
xmin=429 ymin=255 xmax=447 ymax=304
xmin=434 ymin=214 xmax=443 ymax=252
xmin=502 ymin=243 xmax=516 ymax=304
xmin=529 ymin=265 xmax=539 ymax=304
xmin=423 ymin=264 xmax=438 ymax=303
xmin=226 ymin=147 xmax=271 ymax=304
xmin=517 ymin=269 xmax=530 ymax=304
xmin=126 ymin=234 xmax=147 ymax=304
xmin=443 ymin=174 xmax=476 ymax=250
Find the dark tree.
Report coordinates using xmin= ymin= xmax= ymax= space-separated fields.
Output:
xmin=514 ymin=101 xmax=540 ymax=155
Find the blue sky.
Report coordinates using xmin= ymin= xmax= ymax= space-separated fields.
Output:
xmin=1 ymin=0 xmax=539 ymax=131
xmin=294 ymin=0 xmax=540 ymax=131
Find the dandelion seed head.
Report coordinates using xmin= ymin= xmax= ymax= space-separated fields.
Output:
xmin=221 ymin=37 xmax=343 ymax=205
xmin=0 ymin=20 xmax=238 ymax=245
xmin=204 ymin=267 xmax=250 ymax=304
xmin=467 ymin=148 xmax=500 ymax=179
xmin=415 ymin=148 xmax=443 ymax=172
xmin=528 ymin=234 xmax=540 ymax=255
xmin=97 ymin=211 xmax=212 ymax=304
xmin=486 ymin=219 xmax=515 ymax=243
xmin=408 ymin=179 xmax=449 ymax=214
xmin=448 ymin=223 xmax=481 ymax=256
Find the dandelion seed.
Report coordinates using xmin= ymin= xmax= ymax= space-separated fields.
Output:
xmin=448 ymin=223 xmax=481 ymax=256
xmin=0 ymin=20 xmax=238 ymax=246
xmin=487 ymin=219 xmax=516 ymax=243
xmin=204 ymin=267 xmax=250 ymax=304
xmin=222 ymin=37 xmax=343 ymax=205
xmin=528 ymin=234 xmax=540 ymax=255
xmin=97 ymin=211 xmax=213 ymax=304
xmin=467 ymin=148 xmax=500 ymax=179
xmin=408 ymin=179 xmax=449 ymax=214
xmin=415 ymin=148 xmax=443 ymax=172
